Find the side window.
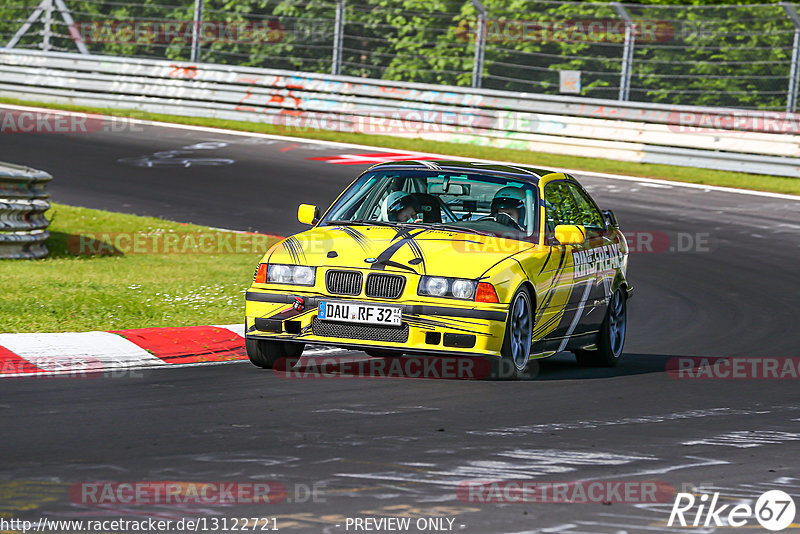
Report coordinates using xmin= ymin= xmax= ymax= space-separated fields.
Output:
xmin=566 ymin=184 xmax=605 ymax=230
xmin=544 ymin=181 xmax=579 ymax=234
xmin=544 ymin=181 xmax=605 ymax=238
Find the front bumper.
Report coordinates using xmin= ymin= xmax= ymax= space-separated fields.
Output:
xmin=245 ymin=290 xmax=508 ymax=357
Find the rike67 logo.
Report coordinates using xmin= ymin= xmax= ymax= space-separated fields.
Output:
xmin=668 ymin=490 xmax=796 ymax=531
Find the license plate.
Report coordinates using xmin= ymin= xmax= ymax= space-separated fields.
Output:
xmin=318 ymin=301 xmax=402 ymax=326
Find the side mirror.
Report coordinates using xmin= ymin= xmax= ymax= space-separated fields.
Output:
xmin=298 ymin=204 xmax=320 ymax=225
xmin=554 ymin=224 xmax=586 ymax=245
xmin=602 ymin=210 xmax=619 ymax=229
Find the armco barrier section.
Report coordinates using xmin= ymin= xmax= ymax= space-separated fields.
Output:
xmin=0 ymin=49 xmax=798 ymax=177
xmin=0 ymin=161 xmax=51 ymax=259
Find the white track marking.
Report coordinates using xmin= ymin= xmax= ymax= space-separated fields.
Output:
xmin=213 ymin=323 xmax=245 ymax=338
xmin=0 ymin=331 xmax=166 ymax=369
xmin=313 ymin=406 xmax=438 ymax=415
xmin=335 ymin=449 xmax=652 ymax=488
xmin=1 ymin=102 xmax=798 ymax=202
xmin=578 ymin=456 xmax=728 ymax=480
xmin=638 ymin=182 xmax=673 ymax=188
xmin=682 ymin=430 xmax=800 ymax=448
xmin=467 ymin=407 xmax=779 ymax=436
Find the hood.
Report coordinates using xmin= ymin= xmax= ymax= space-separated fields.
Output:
xmin=267 ymin=225 xmax=540 ymax=279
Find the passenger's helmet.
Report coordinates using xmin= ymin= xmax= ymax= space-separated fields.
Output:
xmin=490 ymin=186 xmax=526 ymax=226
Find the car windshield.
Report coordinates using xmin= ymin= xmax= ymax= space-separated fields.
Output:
xmin=321 ymin=169 xmax=539 ymax=240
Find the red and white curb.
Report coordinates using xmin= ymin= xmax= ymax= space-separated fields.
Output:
xmin=0 ymin=324 xmax=256 ymax=377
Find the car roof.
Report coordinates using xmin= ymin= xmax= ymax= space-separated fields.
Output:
xmin=367 ymin=160 xmax=565 ymax=184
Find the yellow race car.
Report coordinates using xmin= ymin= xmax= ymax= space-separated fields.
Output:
xmin=245 ymin=161 xmax=631 ymax=378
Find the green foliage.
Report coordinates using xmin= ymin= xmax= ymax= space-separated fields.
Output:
xmin=0 ymin=0 xmax=797 ymax=108
xmin=622 ymin=2 xmax=795 ymax=108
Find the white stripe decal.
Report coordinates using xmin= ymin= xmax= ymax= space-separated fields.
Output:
xmin=0 ymin=331 xmax=167 ymax=370
xmin=557 ymin=280 xmax=593 ymax=353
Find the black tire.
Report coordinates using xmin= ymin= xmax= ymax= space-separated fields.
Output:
xmin=575 ymin=288 xmax=627 ymax=367
xmin=491 ymin=286 xmax=535 ymax=380
xmin=246 ymin=338 xmax=305 ymax=369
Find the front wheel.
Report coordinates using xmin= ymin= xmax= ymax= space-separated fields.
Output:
xmin=492 ymin=287 xmax=534 ymax=379
xmin=575 ymin=288 xmax=627 ymax=367
xmin=246 ymin=338 xmax=305 ymax=369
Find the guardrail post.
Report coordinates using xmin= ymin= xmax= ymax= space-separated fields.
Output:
xmin=7 ymin=0 xmax=90 ymax=54
xmin=54 ymin=0 xmax=89 ymax=54
xmin=611 ymin=2 xmax=634 ymax=101
xmin=191 ymin=0 xmax=204 ymax=63
xmin=7 ymin=0 xmax=47 ymax=49
xmin=782 ymin=2 xmax=800 ymax=113
xmin=470 ymin=0 xmax=487 ymax=89
xmin=331 ymin=0 xmax=345 ymax=76
xmin=41 ymin=0 xmax=53 ymax=51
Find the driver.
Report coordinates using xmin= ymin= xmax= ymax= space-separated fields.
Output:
xmin=490 ymin=187 xmax=526 ymax=230
xmin=380 ymin=191 xmax=423 ymax=223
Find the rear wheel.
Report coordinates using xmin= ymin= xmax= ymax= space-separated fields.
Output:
xmin=575 ymin=288 xmax=627 ymax=367
xmin=492 ymin=287 xmax=534 ymax=379
xmin=246 ymin=338 xmax=305 ymax=369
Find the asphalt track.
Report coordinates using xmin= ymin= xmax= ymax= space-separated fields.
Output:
xmin=2 ymin=111 xmax=800 ymax=533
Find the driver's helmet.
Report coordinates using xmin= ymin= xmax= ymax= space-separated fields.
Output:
xmin=380 ymin=191 xmax=423 ymax=222
xmin=490 ymin=186 xmax=526 ymax=226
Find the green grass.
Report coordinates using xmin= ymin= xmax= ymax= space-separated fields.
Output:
xmin=3 ymin=96 xmax=799 ymax=196
xmin=0 ymin=203 xmax=280 ymax=333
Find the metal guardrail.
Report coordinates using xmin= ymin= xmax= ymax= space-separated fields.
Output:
xmin=0 ymin=162 xmax=51 ymax=259
xmin=0 ymin=49 xmax=798 ymax=178
xmin=4 ymin=1 xmax=800 ymax=111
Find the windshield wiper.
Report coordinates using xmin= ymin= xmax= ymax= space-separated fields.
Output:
xmin=414 ymin=222 xmax=495 ymax=237
xmin=325 ymin=219 xmax=399 ymax=228
xmin=326 ymin=220 xmax=495 ymax=238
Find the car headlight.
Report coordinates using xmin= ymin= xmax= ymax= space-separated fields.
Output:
xmin=292 ymin=266 xmax=316 ymax=285
xmin=418 ymin=276 xmax=477 ymax=300
xmin=266 ymin=264 xmax=316 ymax=286
xmin=451 ymin=279 xmax=476 ymax=300
xmin=424 ymin=277 xmax=449 ymax=297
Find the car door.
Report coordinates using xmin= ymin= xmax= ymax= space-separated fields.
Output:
xmin=538 ymin=180 xmax=607 ymax=348
xmin=561 ymin=182 xmax=611 ymax=337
